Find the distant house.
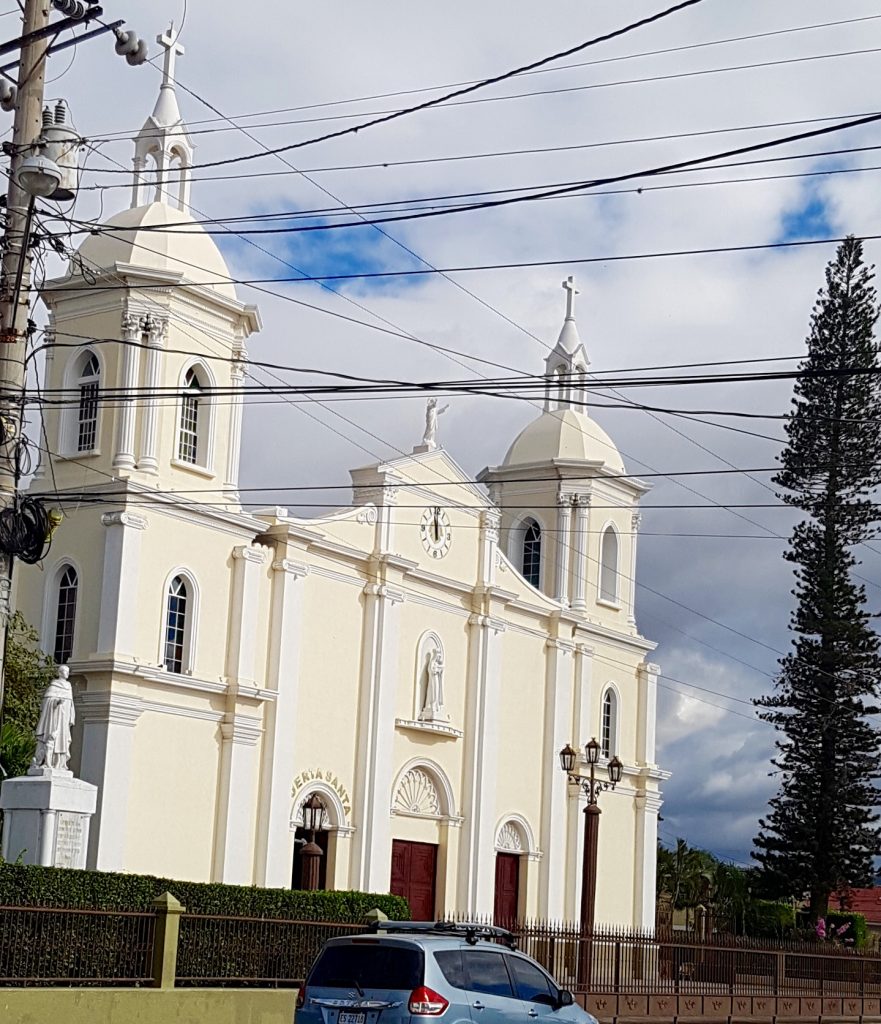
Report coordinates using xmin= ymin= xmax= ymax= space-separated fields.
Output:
xmin=836 ymin=889 xmax=881 ymax=937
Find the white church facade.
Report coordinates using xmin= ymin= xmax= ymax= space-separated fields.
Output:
xmin=13 ymin=34 xmax=666 ymax=927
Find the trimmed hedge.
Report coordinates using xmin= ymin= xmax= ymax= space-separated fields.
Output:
xmin=746 ymin=900 xmax=796 ymax=938
xmin=0 ymin=862 xmax=410 ymax=921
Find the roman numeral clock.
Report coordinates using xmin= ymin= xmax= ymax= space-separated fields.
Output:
xmin=420 ymin=506 xmax=452 ymax=559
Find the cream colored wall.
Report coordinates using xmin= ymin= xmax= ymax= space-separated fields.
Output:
xmin=594 ymin=789 xmax=638 ymax=926
xmin=123 ymin=706 xmax=222 ymax=879
xmin=292 ymin=565 xmax=364 ymax=794
xmin=495 ymin=627 xmax=546 ymax=846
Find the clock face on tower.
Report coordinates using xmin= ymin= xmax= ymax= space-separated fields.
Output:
xmin=420 ymin=506 xmax=452 ymax=559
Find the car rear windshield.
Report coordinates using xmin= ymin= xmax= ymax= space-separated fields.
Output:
xmin=309 ymin=944 xmax=424 ymax=990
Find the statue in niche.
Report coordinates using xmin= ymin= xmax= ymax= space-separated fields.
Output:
xmin=419 ymin=647 xmax=448 ymax=722
xmin=30 ymin=666 xmax=75 ymax=772
xmin=422 ymin=397 xmax=449 ymax=450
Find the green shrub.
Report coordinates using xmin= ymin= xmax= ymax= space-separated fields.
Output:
xmin=826 ymin=911 xmax=868 ymax=950
xmin=0 ymin=862 xmax=410 ymax=921
xmin=746 ymin=900 xmax=796 ymax=938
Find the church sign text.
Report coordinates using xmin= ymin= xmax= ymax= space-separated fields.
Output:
xmin=292 ymin=769 xmax=351 ymax=816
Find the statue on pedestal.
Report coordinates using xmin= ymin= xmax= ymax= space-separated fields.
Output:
xmin=419 ymin=648 xmax=448 ymax=722
xmin=30 ymin=666 xmax=75 ymax=773
xmin=422 ymin=398 xmax=449 ymax=450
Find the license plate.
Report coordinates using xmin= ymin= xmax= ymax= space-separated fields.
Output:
xmin=339 ymin=1013 xmax=366 ymax=1024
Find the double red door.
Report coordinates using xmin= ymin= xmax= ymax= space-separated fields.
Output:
xmin=391 ymin=840 xmax=437 ymax=921
xmin=493 ymin=853 xmax=520 ymax=926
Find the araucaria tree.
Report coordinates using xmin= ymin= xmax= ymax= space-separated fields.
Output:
xmin=753 ymin=236 xmax=881 ymax=920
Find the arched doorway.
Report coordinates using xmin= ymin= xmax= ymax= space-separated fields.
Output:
xmin=493 ymin=818 xmax=534 ymax=925
xmin=291 ymin=791 xmax=331 ymax=891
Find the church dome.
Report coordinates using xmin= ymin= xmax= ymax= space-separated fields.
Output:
xmin=502 ymin=409 xmax=626 ymax=474
xmin=75 ymin=201 xmax=237 ymax=301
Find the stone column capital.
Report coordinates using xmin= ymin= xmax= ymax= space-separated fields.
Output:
xmin=101 ymin=511 xmax=148 ymax=531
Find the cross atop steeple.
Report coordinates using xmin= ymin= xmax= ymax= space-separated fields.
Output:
xmin=562 ymin=275 xmax=579 ymax=320
xmin=158 ymin=22 xmax=184 ymax=89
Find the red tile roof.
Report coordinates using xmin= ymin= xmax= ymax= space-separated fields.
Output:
xmin=835 ymin=889 xmax=881 ymax=923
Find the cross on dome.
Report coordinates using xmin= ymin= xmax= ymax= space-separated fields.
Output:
xmin=130 ymin=21 xmax=194 ymax=211
xmin=158 ymin=23 xmax=184 ymax=89
xmin=562 ymin=275 xmax=579 ymax=320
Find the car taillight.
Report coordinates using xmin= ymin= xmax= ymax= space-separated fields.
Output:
xmin=409 ymin=986 xmax=449 ymax=1016
xmin=296 ymin=985 xmax=306 ymax=1010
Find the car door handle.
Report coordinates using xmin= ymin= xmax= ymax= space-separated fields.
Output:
xmin=528 ymin=1012 xmax=539 ymax=1019
xmin=473 ymin=1002 xmax=485 ymax=1011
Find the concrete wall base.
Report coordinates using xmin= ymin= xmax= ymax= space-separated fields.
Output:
xmin=0 ymin=987 xmax=296 ymax=1024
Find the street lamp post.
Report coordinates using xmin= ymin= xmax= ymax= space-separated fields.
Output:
xmin=299 ymin=794 xmax=326 ymax=891
xmin=559 ymin=739 xmax=623 ymax=985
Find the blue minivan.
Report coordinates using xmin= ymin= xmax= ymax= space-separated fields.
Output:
xmin=296 ymin=922 xmax=597 ymax=1024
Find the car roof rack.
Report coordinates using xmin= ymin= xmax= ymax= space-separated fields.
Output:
xmin=366 ymin=920 xmax=517 ymax=948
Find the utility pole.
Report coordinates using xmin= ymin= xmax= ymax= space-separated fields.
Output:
xmin=0 ymin=0 xmax=52 ymax=711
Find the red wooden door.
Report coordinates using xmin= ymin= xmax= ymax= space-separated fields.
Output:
xmin=493 ymin=853 xmax=520 ymax=926
xmin=390 ymin=839 xmax=437 ymax=921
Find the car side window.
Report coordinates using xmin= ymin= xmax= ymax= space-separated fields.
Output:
xmin=435 ymin=950 xmax=467 ymax=989
xmin=463 ymin=950 xmax=516 ymax=998
xmin=507 ymin=956 xmax=556 ymax=1004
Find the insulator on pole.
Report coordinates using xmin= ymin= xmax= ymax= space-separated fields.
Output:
xmin=51 ymin=0 xmax=88 ymax=18
xmin=114 ymin=28 xmax=148 ymax=65
xmin=0 ymin=81 xmax=16 ymax=113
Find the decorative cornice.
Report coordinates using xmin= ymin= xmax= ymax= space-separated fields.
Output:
xmin=78 ymin=691 xmax=143 ymax=727
xmin=220 ymin=714 xmax=263 ymax=746
xmin=468 ymin=613 xmax=506 ymax=634
xmin=271 ymin=558 xmax=309 ymax=579
xmin=363 ymin=583 xmax=405 ymax=604
xmin=100 ymin=511 xmax=148 ymax=531
xmin=546 ymin=637 xmax=576 ymax=653
xmin=234 ymin=544 xmax=267 ymax=564
xmin=395 ymin=718 xmax=463 ymax=739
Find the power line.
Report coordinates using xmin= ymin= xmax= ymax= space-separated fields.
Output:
xmin=89 ymin=13 xmax=881 ymax=139
xmin=93 ymin=0 xmax=711 ymax=170
xmin=87 ymin=47 xmax=881 ymax=144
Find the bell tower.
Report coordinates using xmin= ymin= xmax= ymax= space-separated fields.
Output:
xmin=35 ymin=24 xmax=260 ymax=504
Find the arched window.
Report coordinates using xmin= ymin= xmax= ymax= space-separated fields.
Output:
xmin=601 ymin=688 xmax=618 ymax=758
xmin=600 ymin=526 xmax=619 ymax=603
xmin=53 ymin=565 xmax=78 ymax=664
xmin=178 ymin=367 xmax=203 ymax=464
xmin=76 ymin=352 xmax=100 ymax=452
xmin=522 ymin=519 xmax=542 ymax=588
xmin=164 ymin=575 xmax=189 ymax=673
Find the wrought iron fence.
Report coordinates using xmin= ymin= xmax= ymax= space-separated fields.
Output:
xmin=175 ymin=914 xmax=365 ymax=987
xmin=508 ymin=921 xmax=881 ymax=996
xmin=0 ymin=904 xmax=156 ymax=986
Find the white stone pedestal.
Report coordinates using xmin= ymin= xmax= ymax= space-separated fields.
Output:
xmin=0 ymin=768 xmax=97 ymax=868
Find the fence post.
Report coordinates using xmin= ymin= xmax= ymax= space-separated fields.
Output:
xmin=151 ymin=892 xmax=185 ymax=989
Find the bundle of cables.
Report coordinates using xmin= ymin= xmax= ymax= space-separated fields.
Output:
xmin=0 ymin=494 xmax=51 ymax=564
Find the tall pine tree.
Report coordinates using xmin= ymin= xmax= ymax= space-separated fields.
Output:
xmin=753 ymin=236 xmax=881 ymax=920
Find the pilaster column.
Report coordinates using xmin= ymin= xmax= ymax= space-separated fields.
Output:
xmin=257 ymin=558 xmax=309 ymax=887
xmin=96 ymin=511 xmax=148 ymax=658
xmin=225 ymin=545 xmax=267 ymax=688
xmin=634 ymin=792 xmax=662 ymax=929
xmin=570 ymin=495 xmax=590 ymax=610
xmin=351 ymin=577 xmax=405 ymax=892
xmin=479 ymin=509 xmax=500 ymax=587
xmin=112 ymin=312 xmax=142 ymax=470
xmin=554 ymin=494 xmax=572 ymax=605
xmin=636 ymin=661 xmax=659 ymax=767
xmin=538 ymin=634 xmax=574 ymax=919
xmin=131 ymin=155 xmax=147 ymax=208
xmin=458 ymin=610 xmax=506 ymax=915
xmin=212 ymin=713 xmax=263 ymax=883
xmin=138 ymin=315 xmax=167 ymax=473
xmin=78 ymin=692 xmax=143 ymax=870
xmin=628 ymin=511 xmax=642 ymax=625
xmin=224 ymin=353 xmax=246 ymax=498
